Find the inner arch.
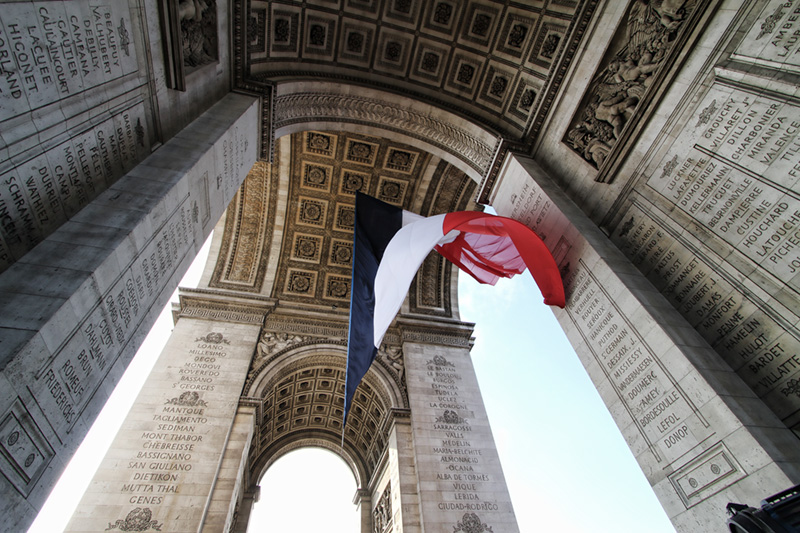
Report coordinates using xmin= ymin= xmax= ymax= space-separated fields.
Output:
xmin=250 ymin=447 xmax=359 ymax=532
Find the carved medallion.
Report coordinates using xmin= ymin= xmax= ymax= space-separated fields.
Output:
xmin=453 ymin=512 xmax=493 ymax=533
xmin=105 ymin=507 xmax=163 ymax=531
xmin=436 ymin=410 xmax=466 ymax=425
xmin=165 ymin=391 xmax=208 ymax=407
xmin=428 ymin=355 xmax=455 ymax=367
xmin=782 ymin=378 xmax=800 ymax=398
xmin=195 ymin=332 xmax=229 ymax=344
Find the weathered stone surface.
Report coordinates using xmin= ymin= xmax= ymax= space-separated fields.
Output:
xmin=65 ymin=318 xmax=259 ymax=532
xmin=0 ymin=93 xmax=258 ymax=532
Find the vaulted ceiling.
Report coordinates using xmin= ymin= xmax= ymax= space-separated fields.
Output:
xmin=214 ymin=0 xmax=598 ymax=486
xmin=238 ymin=0 xmax=596 ymax=144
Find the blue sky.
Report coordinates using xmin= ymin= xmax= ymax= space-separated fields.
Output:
xmin=28 ymin=237 xmax=676 ymax=532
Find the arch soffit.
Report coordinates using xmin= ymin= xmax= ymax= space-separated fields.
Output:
xmin=245 ymin=342 xmax=404 ymax=411
xmin=254 ymin=437 xmax=365 ymax=490
xmin=273 ymin=82 xmax=501 ymax=183
xmin=244 ymin=342 xmax=404 ymax=487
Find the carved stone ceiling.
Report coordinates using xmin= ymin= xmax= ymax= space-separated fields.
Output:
xmin=211 ymin=130 xmax=476 ymax=313
xmin=242 ymin=0 xmax=590 ymax=141
xmin=277 ymin=131 xmax=431 ymax=304
xmin=247 ymin=364 xmax=390 ymax=479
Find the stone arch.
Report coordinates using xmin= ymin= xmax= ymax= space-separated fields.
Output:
xmin=244 ymin=341 xmax=406 ymax=494
xmin=272 ymin=82 xmax=502 ymax=183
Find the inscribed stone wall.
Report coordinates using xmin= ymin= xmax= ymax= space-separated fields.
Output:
xmin=0 ymin=93 xmax=258 ymax=532
xmin=404 ymin=342 xmax=519 ymax=533
xmin=604 ymin=0 xmax=800 ymax=433
xmin=66 ymin=318 xmax=260 ymax=532
xmin=0 ymin=0 xmax=151 ymax=270
xmin=0 ymin=0 xmax=233 ymax=273
xmin=490 ymin=155 xmax=799 ymax=531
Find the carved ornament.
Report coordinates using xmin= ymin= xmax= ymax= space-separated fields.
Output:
xmin=564 ymin=0 xmax=702 ymax=180
xmin=274 ymin=93 xmax=496 ymax=175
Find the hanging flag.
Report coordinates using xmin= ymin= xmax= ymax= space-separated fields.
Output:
xmin=343 ymin=192 xmax=565 ymax=429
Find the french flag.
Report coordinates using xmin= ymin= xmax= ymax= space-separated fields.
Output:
xmin=344 ymin=192 xmax=565 ymax=428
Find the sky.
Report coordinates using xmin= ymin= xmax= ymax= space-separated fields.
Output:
xmin=28 ymin=234 xmax=676 ymax=533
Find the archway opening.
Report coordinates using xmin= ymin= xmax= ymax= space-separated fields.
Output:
xmin=250 ymin=447 xmax=359 ymax=532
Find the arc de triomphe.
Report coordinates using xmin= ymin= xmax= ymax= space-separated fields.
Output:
xmin=1 ymin=1 xmax=799 ymax=531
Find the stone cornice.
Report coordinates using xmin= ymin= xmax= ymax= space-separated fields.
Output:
xmin=176 ymin=288 xmax=276 ymax=324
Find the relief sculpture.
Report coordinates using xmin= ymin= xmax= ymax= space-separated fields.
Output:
xmin=379 ymin=344 xmax=404 ymax=384
xmin=372 ymin=485 xmax=392 ymax=533
xmin=565 ymin=0 xmax=698 ymax=172
xmin=256 ymin=332 xmax=307 ymax=358
xmin=178 ymin=0 xmax=218 ymax=69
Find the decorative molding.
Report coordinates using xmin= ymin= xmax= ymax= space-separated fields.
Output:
xmin=209 ymin=160 xmax=279 ymax=293
xmin=400 ymin=329 xmax=472 ymax=348
xmin=176 ymin=292 xmax=272 ymax=325
xmin=274 ymin=93 xmax=496 ymax=175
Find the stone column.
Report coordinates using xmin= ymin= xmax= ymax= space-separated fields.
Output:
xmin=489 ymin=154 xmax=800 ymax=532
xmin=385 ymin=411 xmax=421 ymax=533
xmin=403 ymin=341 xmax=519 ymax=533
xmin=231 ymin=487 xmax=260 ymax=533
xmin=66 ymin=315 xmax=262 ymax=532
xmin=201 ymin=403 xmax=257 ymax=533
xmin=353 ymin=488 xmax=372 ymax=533
xmin=0 ymin=92 xmax=259 ymax=532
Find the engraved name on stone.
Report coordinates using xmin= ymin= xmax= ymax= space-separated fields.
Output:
xmin=30 ymin=202 xmax=192 ymax=434
xmin=615 ymin=206 xmax=800 ymax=422
xmin=0 ymin=0 xmax=138 ymax=120
xmin=421 ymin=357 xmax=500 ymax=512
xmin=649 ymin=88 xmax=800 ymax=284
xmin=733 ymin=0 xmax=800 ymax=70
xmin=566 ymin=262 xmax=709 ymax=463
xmin=0 ymin=103 xmax=148 ymax=267
xmin=633 ymin=83 xmax=800 ymax=422
xmin=122 ymin=335 xmax=228 ymax=506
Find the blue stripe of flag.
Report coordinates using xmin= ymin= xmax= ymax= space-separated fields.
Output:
xmin=344 ymin=193 xmax=402 ymax=430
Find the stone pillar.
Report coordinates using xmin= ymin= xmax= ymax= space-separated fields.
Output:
xmin=231 ymin=487 xmax=260 ymax=533
xmin=0 ymin=92 xmax=259 ymax=532
xmin=489 ymin=154 xmax=800 ymax=532
xmin=403 ymin=341 xmax=519 ymax=533
xmin=385 ymin=411 xmax=421 ymax=533
xmin=201 ymin=403 xmax=257 ymax=533
xmin=66 ymin=314 xmax=263 ymax=532
xmin=353 ymin=488 xmax=372 ymax=533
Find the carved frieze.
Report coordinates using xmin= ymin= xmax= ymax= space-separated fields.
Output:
xmin=274 ymin=94 xmax=495 ymax=175
xmin=564 ymin=0 xmax=704 ymax=179
xmin=373 ymin=485 xmax=392 ymax=533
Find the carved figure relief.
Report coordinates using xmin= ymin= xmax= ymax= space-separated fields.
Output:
xmin=178 ymin=0 xmax=217 ymax=69
xmin=372 ymin=485 xmax=392 ymax=533
xmin=379 ymin=344 xmax=404 ymax=383
xmin=565 ymin=0 xmax=698 ymax=171
xmin=256 ymin=332 xmax=307 ymax=358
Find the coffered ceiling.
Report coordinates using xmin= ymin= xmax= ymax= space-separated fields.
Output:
xmin=210 ymin=130 xmax=475 ymax=316
xmin=240 ymin=0 xmax=593 ymax=142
